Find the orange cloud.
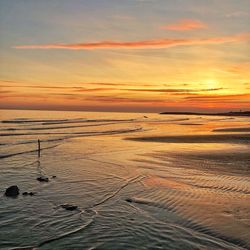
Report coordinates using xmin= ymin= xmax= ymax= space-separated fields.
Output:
xmin=14 ymin=33 xmax=250 ymax=50
xmin=185 ymin=93 xmax=250 ymax=100
xmin=161 ymin=19 xmax=207 ymax=31
xmin=124 ymin=88 xmax=223 ymax=93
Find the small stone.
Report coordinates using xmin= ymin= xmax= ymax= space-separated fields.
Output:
xmin=52 ymin=175 xmax=57 ymax=179
xmin=125 ymin=198 xmax=133 ymax=203
xmin=5 ymin=185 xmax=19 ymax=197
xmin=37 ymin=176 xmax=49 ymax=182
xmin=61 ymin=204 xmax=78 ymax=211
xmin=23 ymin=192 xmax=35 ymax=196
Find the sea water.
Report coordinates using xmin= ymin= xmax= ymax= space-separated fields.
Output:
xmin=0 ymin=109 xmax=249 ymax=249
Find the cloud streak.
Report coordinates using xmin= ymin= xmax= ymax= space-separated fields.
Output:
xmin=185 ymin=93 xmax=250 ymax=102
xmin=14 ymin=33 xmax=250 ymax=50
xmin=0 ymin=83 xmax=223 ymax=94
xmin=0 ymin=80 xmax=158 ymax=88
xmin=161 ymin=19 xmax=207 ymax=31
xmin=124 ymin=88 xmax=223 ymax=93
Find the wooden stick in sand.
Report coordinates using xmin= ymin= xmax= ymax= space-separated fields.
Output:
xmin=38 ymin=139 xmax=41 ymax=158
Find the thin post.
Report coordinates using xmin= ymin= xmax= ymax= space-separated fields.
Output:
xmin=38 ymin=139 xmax=41 ymax=158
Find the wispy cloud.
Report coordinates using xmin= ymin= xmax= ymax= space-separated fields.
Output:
xmin=185 ymin=93 xmax=250 ymax=101
xmin=76 ymin=87 xmax=116 ymax=92
xmin=0 ymin=80 xmax=157 ymax=88
xmin=85 ymin=96 xmax=168 ymax=104
xmin=228 ymin=62 xmax=250 ymax=74
xmin=226 ymin=11 xmax=249 ymax=18
xmin=0 ymin=82 xmax=223 ymax=94
xmin=0 ymin=90 xmax=13 ymax=95
xmin=161 ymin=19 xmax=207 ymax=31
xmin=124 ymin=88 xmax=223 ymax=93
xmin=113 ymin=15 xmax=135 ymax=20
xmin=14 ymin=33 xmax=250 ymax=50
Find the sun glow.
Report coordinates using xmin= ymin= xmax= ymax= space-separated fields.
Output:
xmin=204 ymin=79 xmax=219 ymax=89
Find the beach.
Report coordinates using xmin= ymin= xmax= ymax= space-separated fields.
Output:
xmin=0 ymin=109 xmax=250 ymax=249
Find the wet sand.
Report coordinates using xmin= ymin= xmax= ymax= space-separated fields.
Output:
xmin=127 ymin=133 xmax=250 ymax=144
xmin=0 ymin=110 xmax=249 ymax=249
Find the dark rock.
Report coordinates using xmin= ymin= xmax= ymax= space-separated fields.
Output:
xmin=5 ymin=185 xmax=19 ymax=197
xmin=52 ymin=175 xmax=57 ymax=179
xmin=61 ymin=204 xmax=78 ymax=211
xmin=22 ymin=192 xmax=35 ymax=196
xmin=125 ymin=198 xmax=133 ymax=203
xmin=37 ymin=176 xmax=49 ymax=182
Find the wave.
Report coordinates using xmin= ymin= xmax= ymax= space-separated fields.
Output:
xmin=0 ymin=122 xmax=136 ymax=132
xmin=0 ymin=137 xmax=69 ymax=147
xmin=1 ymin=118 xmax=70 ymax=124
xmin=1 ymin=117 xmax=190 ymax=127
xmin=0 ymin=127 xmax=143 ymax=159
xmin=42 ymin=118 xmax=136 ymax=125
xmin=0 ymin=127 xmax=142 ymax=137
xmin=8 ymin=209 xmax=97 ymax=250
xmin=207 ymin=117 xmax=236 ymax=121
xmin=1 ymin=118 xmax=135 ymax=125
xmin=145 ymin=118 xmax=190 ymax=123
xmin=0 ymin=144 xmax=59 ymax=159
xmin=37 ymin=212 xmax=95 ymax=248
xmin=178 ymin=123 xmax=203 ymax=126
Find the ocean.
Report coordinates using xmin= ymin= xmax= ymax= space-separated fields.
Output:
xmin=0 ymin=109 xmax=249 ymax=250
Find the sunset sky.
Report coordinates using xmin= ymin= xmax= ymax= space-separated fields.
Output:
xmin=0 ymin=0 xmax=249 ymax=112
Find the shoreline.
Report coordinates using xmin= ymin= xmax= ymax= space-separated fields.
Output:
xmin=160 ymin=111 xmax=250 ymax=117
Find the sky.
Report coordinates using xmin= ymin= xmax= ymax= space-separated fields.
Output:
xmin=0 ymin=0 xmax=249 ymax=113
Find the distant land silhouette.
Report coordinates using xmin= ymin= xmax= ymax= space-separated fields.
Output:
xmin=160 ymin=111 xmax=250 ymax=116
